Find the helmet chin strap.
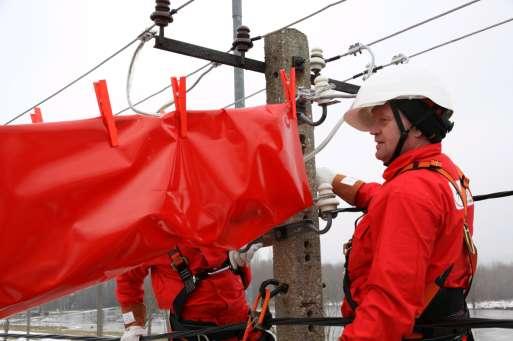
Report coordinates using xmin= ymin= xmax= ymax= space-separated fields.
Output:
xmin=384 ymin=103 xmax=410 ymax=166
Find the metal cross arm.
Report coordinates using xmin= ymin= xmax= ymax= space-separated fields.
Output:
xmin=153 ymin=36 xmax=361 ymax=95
xmin=310 ymin=74 xmax=360 ymax=95
xmin=153 ymin=36 xmax=266 ymax=73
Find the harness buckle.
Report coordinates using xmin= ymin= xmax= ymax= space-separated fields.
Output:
xmin=463 ymin=223 xmax=476 ymax=255
xmin=343 ymin=239 xmax=353 ymax=256
xmin=169 ymin=250 xmax=189 ymax=271
xmin=428 ymin=160 xmax=442 ymax=169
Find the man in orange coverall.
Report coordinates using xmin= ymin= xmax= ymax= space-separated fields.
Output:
xmin=316 ymin=66 xmax=476 ymax=341
xmin=116 ymin=243 xmax=262 ymax=341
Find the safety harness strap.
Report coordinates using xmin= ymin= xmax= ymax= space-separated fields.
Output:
xmin=398 ymin=160 xmax=478 ymax=299
xmin=386 ymin=102 xmax=411 ymax=166
xmin=344 ymin=160 xmax=477 ymax=319
xmin=168 ymin=247 xmax=234 ymax=319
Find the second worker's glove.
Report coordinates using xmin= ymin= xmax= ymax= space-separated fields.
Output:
xmin=121 ymin=325 xmax=146 ymax=341
xmin=229 ymin=243 xmax=263 ymax=270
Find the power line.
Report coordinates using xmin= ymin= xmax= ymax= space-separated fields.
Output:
xmin=369 ymin=0 xmax=481 ymax=47
xmin=4 ymin=0 xmax=199 ymax=125
xmin=251 ymin=0 xmax=348 ymax=42
xmin=174 ymin=0 xmax=196 ymax=13
xmin=326 ymin=0 xmax=482 ymax=63
xmin=4 ymin=24 xmax=155 ymax=125
xmin=117 ymin=1 xmax=351 ymax=113
xmin=157 ymin=63 xmax=219 ymax=113
xmin=342 ymin=16 xmax=513 ymax=82
xmin=115 ymin=60 xmax=216 ymax=115
xmin=408 ymin=17 xmax=513 ymax=59
xmin=116 ymin=50 xmax=229 ymax=116
xmin=223 ymin=88 xmax=266 ymax=108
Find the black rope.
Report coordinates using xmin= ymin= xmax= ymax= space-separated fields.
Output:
xmin=473 ymin=190 xmax=513 ymax=202
xmin=4 ymin=316 xmax=513 ymax=341
xmin=0 ymin=333 xmax=116 ymax=340
xmin=333 ymin=207 xmax=364 ymax=213
xmin=0 ymin=323 xmax=247 ymax=341
xmin=272 ymin=316 xmax=353 ymax=327
xmin=271 ymin=316 xmax=513 ymax=330
xmin=326 ymin=189 xmax=513 ymax=216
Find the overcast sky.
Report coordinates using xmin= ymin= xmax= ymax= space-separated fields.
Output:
xmin=1 ymin=0 xmax=512 ymax=265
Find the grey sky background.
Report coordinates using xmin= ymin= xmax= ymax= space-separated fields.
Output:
xmin=1 ymin=0 xmax=512 ymax=265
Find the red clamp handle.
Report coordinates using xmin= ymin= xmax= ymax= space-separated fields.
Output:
xmin=93 ymin=80 xmax=119 ymax=147
xmin=279 ymin=68 xmax=297 ymax=120
xmin=171 ymin=76 xmax=188 ymax=138
xmin=30 ymin=107 xmax=43 ymax=123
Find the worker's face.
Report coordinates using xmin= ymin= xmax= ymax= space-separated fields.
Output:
xmin=368 ymin=103 xmax=412 ymax=163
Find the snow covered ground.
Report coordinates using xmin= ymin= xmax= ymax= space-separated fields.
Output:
xmin=471 ymin=299 xmax=513 ymax=310
xmin=1 ymin=307 xmax=168 ymax=335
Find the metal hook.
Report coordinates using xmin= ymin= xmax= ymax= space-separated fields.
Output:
xmin=298 ymin=104 xmax=328 ymax=126
xmin=311 ymin=213 xmax=333 ymax=234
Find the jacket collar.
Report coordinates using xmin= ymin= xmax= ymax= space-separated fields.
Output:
xmin=383 ymin=143 xmax=442 ymax=181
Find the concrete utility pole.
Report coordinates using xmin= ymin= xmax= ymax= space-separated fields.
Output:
xmin=26 ymin=310 xmax=30 ymax=336
xmin=265 ymin=29 xmax=324 ymax=341
xmin=96 ymin=284 xmax=104 ymax=336
xmin=232 ymin=0 xmax=245 ymax=108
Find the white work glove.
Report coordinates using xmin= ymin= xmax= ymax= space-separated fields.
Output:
xmin=121 ymin=325 xmax=146 ymax=341
xmin=229 ymin=243 xmax=263 ymax=270
xmin=316 ymin=166 xmax=336 ymax=186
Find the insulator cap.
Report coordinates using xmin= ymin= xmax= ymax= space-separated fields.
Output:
xmin=233 ymin=25 xmax=253 ymax=53
xmin=316 ymin=183 xmax=339 ymax=213
xmin=150 ymin=0 xmax=173 ymax=27
xmin=310 ymin=48 xmax=326 ymax=75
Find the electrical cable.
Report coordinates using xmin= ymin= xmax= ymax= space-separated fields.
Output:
xmin=325 ymin=0 xmax=483 ymax=63
xmin=304 ymin=115 xmax=345 ymax=162
xmin=341 ymin=16 xmax=513 ymax=82
xmin=157 ymin=63 xmax=219 ymax=112
xmin=4 ymin=24 xmax=156 ymax=125
xmin=174 ymin=0 xmax=197 ymax=13
xmin=126 ymin=31 xmax=159 ymax=116
xmin=408 ymin=16 xmax=513 ymax=59
xmin=118 ymin=1 xmax=352 ymax=113
xmin=118 ymin=48 xmax=233 ymax=116
xmin=251 ymin=0 xmax=349 ymax=42
xmin=115 ymin=60 xmax=215 ymax=115
xmin=368 ymin=0 xmax=481 ymax=47
xmin=223 ymin=88 xmax=266 ymax=108
xmin=4 ymin=0 xmax=198 ymax=125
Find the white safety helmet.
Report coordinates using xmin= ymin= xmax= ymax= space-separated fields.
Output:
xmin=344 ymin=65 xmax=453 ymax=132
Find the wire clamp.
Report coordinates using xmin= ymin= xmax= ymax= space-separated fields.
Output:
xmin=391 ymin=53 xmax=409 ymax=65
xmin=348 ymin=42 xmax=363 ymax=56
xmin=138 ymin=30 xmax=157 ymax=43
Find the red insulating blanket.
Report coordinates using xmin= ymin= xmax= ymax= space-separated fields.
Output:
xmin=0 ymin=103 xmax=312 ymax=318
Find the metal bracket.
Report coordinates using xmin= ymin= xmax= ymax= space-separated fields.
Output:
xmin=292 ymin=56 xmax=306 ymax=73
xmin=311 ymin=74 xmax=359 ymax=95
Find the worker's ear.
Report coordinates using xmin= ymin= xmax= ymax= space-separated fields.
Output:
xmin=411 ymin=126 xmax=424 ymax=138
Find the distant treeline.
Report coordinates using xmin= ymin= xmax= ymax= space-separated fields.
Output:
xmin=34 ymin=261 xmax=513 ymax=313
